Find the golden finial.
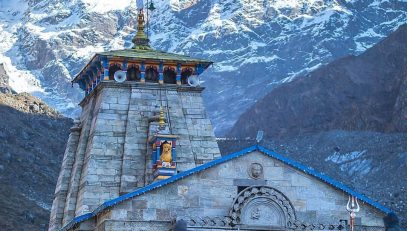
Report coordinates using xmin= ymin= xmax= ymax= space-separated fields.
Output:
xmin=159 ymin=107 xmax=166 ymax=129
xmin=132 ymin=0 xmax=150 ymax=50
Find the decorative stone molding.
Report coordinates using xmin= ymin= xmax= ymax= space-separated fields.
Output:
xmin=185 ymin=216 xmax=351 ymax=231
xmin=186 ymin=216 xmax=232 ymax=227
xmin=290 ymin=221 xmax=347 ymax=230
xmin=229 ymin=186 xmax=296 ymax=228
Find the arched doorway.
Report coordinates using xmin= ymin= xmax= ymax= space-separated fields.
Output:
xmin=127 ymin=65 xmax=141 ymax=81
xmin=145 ymin=66 xmax=159 ymax=82
xmin=108 ymin=64 xmax=121 ymax=80
xmin=229 ymin=186 xmax=296 ymax=229
xmin=163 ymin=67 xmax=177 ymax=84
xmin=181 ymin=68 xmax=193 ymax=85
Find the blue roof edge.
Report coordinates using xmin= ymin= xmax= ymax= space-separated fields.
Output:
xmin=59 ymin=144 xmax=390 ymax=231
xmin=256 ymin=146 xmax=392 ymax=214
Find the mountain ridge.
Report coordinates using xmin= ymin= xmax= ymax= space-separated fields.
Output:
xmin=0 ymin=0 xmax=406 ymax=134
xmin=229 ymin=23 xmax=407 ymax=138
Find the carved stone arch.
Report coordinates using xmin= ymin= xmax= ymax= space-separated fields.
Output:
xmin=145 ymin=65 xmax=159 ymax=82
xmin=229 ymin=186 xmax=296 ymax=229
xmin=181 ymin=67 xmax=193 ymax=84
xmin=127 ymin=64 xmax=140 ymax=81
xmin=163 ymin=66 xmax=177 ymax=84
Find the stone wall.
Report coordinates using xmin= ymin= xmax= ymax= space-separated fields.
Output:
xmin=84 ymin=151 xmax=385 ymax=231
xmin=48 ymin=121 xmax=81 ymax=231
xmin=49 ymin=82 xmax=221 ymax=230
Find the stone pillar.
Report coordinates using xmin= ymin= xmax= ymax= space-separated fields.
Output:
xmin=122 ymin=60 xmax=128 ymax=81
xmin=140 ymin=62 xmax=146 ymax=83
xmin=75 ymin=87 xmax=130 ymax=213
xmin=176 ymin=63 xmax=182 ymax=85
xmin=97 ymin=65 xmax=103 ymax=84
xmin=48 ymin=121 xmax=81 ymax=231
xmin=102 ymin=58 xmax=109 ymax=81
xmin=159 ymin=62 xmax=164 ymax=84
xmin=62 ymin=97 xmax=96 ymax=225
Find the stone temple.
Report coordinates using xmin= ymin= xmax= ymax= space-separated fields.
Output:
xmin=49 ymin=4 xmax=390 ymax=231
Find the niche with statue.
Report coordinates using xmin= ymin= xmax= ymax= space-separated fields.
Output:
xmin=150 ymin=135 xmax=178 ymax=181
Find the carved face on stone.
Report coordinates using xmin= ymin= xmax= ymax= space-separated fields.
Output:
xmin=249 ymin=163 xmax=263 ymax=179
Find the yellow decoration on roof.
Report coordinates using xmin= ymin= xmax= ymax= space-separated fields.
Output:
xmin=132 ymin=9 xmax=151 ymax=50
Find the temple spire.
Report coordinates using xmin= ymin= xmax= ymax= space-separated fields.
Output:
xmin=132 ymin=0 xmax=150 ymax=50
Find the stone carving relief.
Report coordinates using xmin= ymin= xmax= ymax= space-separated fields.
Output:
xmin=248 ymin=163 xmax=263 ymax=179
xmin=186 ymin=187 xmax=347 ymax=230
xmin=230 ymin=186 xmax=296 ymax=228
xmin=242 ymin=197 xmax=286 ymax=227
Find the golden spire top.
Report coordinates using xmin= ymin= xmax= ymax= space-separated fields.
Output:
xmin=132 ymin=8 xmax=150 ymax=50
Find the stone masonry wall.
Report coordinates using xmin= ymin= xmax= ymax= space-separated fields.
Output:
xmin=88 ymin=151 xmax=385 ymax=231
xmin=51 ymin=82 xmax=221 ymax=230
xmin=48 ymin=121 xmax=81 ymax=231
xmin=61 ymin=95 xmax=96 ymax=227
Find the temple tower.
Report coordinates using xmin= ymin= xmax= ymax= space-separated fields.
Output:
xmin=48 ymin=5 xmax=221 ymax=230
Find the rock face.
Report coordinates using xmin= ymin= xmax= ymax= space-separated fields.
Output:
xmin=0 ymin=0 xmax=407 ymax=134
xmin=227 ymin=24 xmax=407 ymax=228
xmin=230 ymin=24 xmax=407 ymax=138
xmin=0 ymin=69 xmax=72 ymax=230
xmin=0 ymin=64 xmax=15 ymax=94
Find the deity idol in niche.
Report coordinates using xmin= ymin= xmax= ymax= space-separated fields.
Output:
xmin=160 ymin=141 xmax=172 ymax=163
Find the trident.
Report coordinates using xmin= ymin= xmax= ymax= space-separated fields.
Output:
xmin=346 ymin=196 xmax=360 ymax=231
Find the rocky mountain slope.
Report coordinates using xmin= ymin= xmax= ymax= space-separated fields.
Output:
xmin=0 ymin=68 xmax=72 ymax=230
xmin=227 ymin=24 xmax=407 ymax=227
xmin=230 ymin=24 xmax=407 ymax=138
xmin=0 ymin=0 xmax=406 ymax=134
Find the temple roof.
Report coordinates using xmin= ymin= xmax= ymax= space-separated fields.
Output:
xmin=59 ymin=144 xmax=391 ymax=231
xmin=97 ymin=49 xmax=213 ymax=64
xmin=72 ymin=48 xmax=213 ymax=84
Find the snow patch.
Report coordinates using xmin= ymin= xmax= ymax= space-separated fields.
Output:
xmin=215 ymin=64 xmax=238 ymax=72
xmin=301 ymin=9 xmax=336 ymax=28
xmin=74 ymin=45 xmax=105 ymax=60
xmin=326 ymin=150 xmax=367 ymax=164
xmin=81 ymin=0 xmax=133 ymax=13
xmin=241 ymin=55 xmax=279 ymax=65
xmin=326 ymin=150 xmax=372 ymax=175
xmin=22 ymin=193 xmax=51 ymax=210
xmin=340 ymin=159 xmax=372 ymax=176
xmin=0 ymin=20 xmax=43 ymax=93
xmin=1 ymin=59 xmax=44 ymax=93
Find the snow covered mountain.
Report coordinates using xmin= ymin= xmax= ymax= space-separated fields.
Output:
xmin=0 ymin=0 xmax=406 ymax=134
